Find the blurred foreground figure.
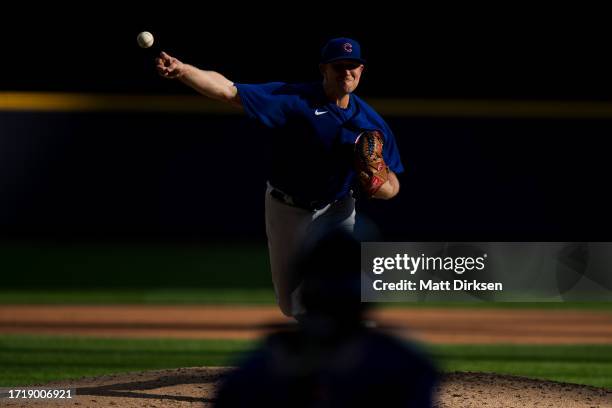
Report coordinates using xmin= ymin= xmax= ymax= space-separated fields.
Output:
xmin=214 ymin=228 xmax=438 ymax=408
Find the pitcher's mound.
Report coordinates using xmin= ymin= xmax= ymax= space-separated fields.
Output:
xmin=3 ymin=367 xmax=610 ymax=407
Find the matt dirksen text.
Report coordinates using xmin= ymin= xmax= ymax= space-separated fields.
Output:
xmin=372 ymin=279 xmax=503 ymax=291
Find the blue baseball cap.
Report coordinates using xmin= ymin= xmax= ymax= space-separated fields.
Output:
xmin=320 ymin=37 xmax=367 ymax=65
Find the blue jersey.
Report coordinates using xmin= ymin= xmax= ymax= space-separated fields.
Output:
xmin=235 ymin=82 xmax=404 ymax=202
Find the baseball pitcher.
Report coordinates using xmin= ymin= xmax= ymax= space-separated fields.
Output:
xmin=156 ymin=37 xmax=403 ymax=318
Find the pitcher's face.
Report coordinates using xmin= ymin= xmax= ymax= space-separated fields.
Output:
xmin=321 ymin=60 xmax=364 ymax=94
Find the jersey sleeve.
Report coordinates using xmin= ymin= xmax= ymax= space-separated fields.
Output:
xmin=234 ymin=82 xmax=293 ymax=128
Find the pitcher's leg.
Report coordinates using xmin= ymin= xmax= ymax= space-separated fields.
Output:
xmin=289 ymin=195 xmax=357 ymax=317
xmin=264 ymin=187 xmax=313 ymax=317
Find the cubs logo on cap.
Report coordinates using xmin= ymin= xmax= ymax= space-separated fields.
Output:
xmin=320 ymin=37 xmax=366 ymax=64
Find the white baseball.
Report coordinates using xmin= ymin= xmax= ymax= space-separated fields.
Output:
xmin=137 ymin=31 xmax=154 ymax=48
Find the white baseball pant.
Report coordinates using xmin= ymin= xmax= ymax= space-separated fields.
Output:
xmin=264 ymin=183 xmax=356 ymax=317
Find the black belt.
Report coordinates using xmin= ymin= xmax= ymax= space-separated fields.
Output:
xmin=269 ymin=188 xmax=334 ymax=212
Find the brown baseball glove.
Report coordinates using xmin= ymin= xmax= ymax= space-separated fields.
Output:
xmin=355 ymin=130 xmax=389 ymax=197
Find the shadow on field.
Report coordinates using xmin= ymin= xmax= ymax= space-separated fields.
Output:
xmin=76 ymin=370 xmax=224 ymax=403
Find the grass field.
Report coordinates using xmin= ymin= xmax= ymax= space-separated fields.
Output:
xmin=0 ymin=289 xmax=277 ymax=305
xmin=1 ymin=289 xmax=611 ymax=310
xmin=0 ymin=244 xmax=271 ymax=289
xmin=1 ymin=335 xmax=611 ymax=389
xmin=2 ymin=243 xmax=611 ymax=308
xmin=432 ymin=344 xmax=612 ymax=388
